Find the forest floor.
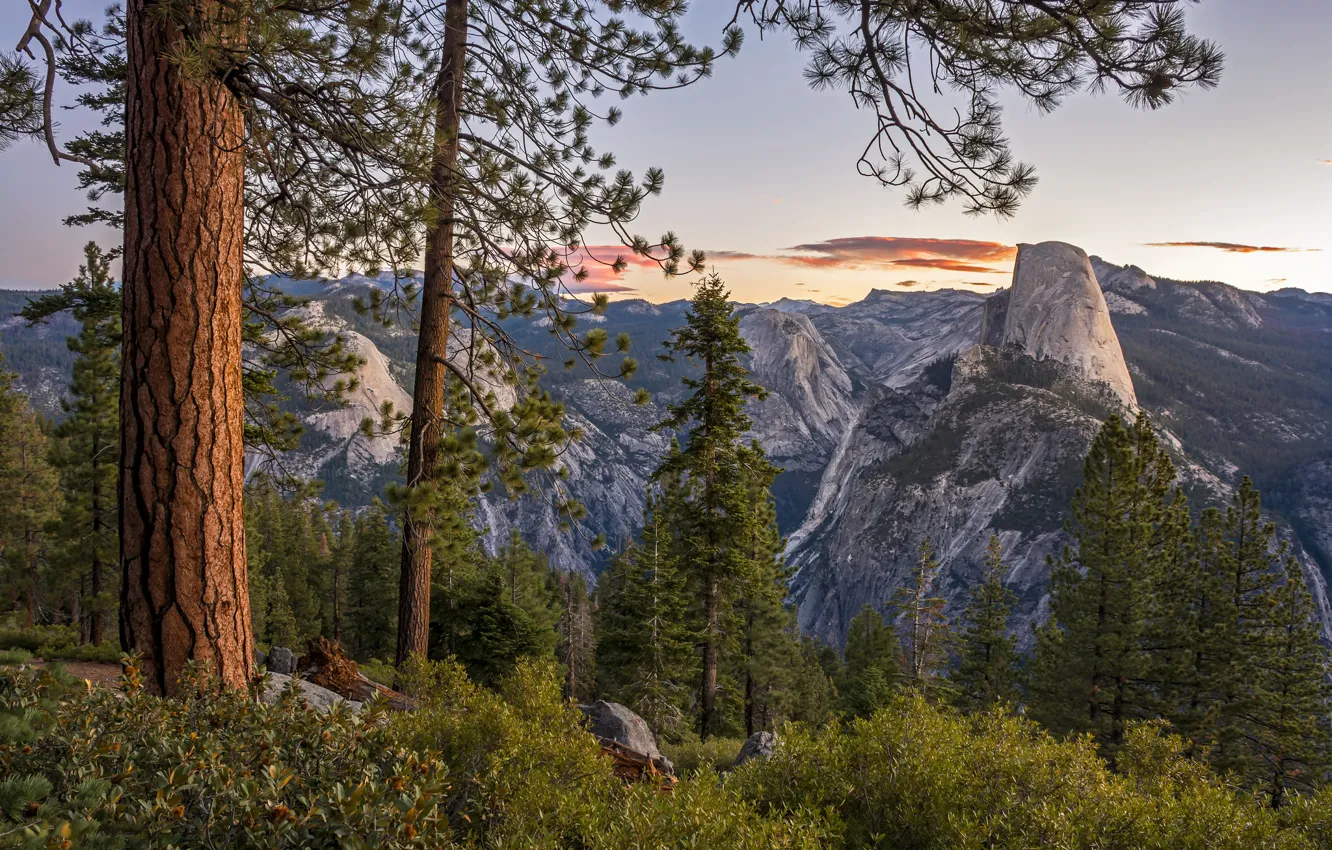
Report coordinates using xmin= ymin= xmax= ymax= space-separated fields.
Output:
xmin=32 ymin=661 xmax=123 ymax=689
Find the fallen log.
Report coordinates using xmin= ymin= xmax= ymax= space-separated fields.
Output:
xmin=296 ymin=637 xmax=415 ymax=712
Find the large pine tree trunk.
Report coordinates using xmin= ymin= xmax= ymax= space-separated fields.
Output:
xmin=397 ymin=0 xmax=469 ymax=665
xmin=119 ymin=0 xmax=251 ymax=695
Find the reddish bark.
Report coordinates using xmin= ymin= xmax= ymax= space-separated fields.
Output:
xmin=119 ymin=0 xmax=251 ymax=695
xmin=397 ymin=0 xmax=469 ymax=665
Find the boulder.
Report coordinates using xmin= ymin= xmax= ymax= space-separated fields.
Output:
xmin=579 ymin=700 xmax=673 ymax=774
xmin=261 ymin=672 xmax=362 ymax=713
xmin=733 ymin=731 xmax=777 ymax=767
xmin=254 ymin=648 xmax=268 ymax=668
xmin=267 ymin=646 xmax=296 ymax=675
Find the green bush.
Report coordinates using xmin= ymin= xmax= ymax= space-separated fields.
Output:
xmin=728 ymin=694 xmax=1317 ymax=850
xmin=0 ymin=648 xmax=33 ymax=666
xmin=389 ymin=657 xmax=830 ymax=848
xmin=0 ymin=625 xmax=78 ymax=654
xmin=359 ymin=657 xmax=396 ymax=687
xmin=662 ymin=736 xmax=745 ymax=775
xmin=34 ymin=642 xmax=121 ymax=664
xmin=0 ymin=661 xmax=449 ymax=848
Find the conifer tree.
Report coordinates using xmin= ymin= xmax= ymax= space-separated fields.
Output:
xmin=345 ymin=500 xmax=401 ymax=662
xmin=733 ymin=449 xmax=798 ymax=737
xmin=952 ymin=534 xmax=1020 ymax=712
xmin=0 ymin=362 xmax=60 ymax=628
xmin=1189 ymin=479 xmax=1332 ymax=801
xmin=1249 ymin=557 xmax=1332 ymax=807
xmin=654 ymin=273 xmax=772 ymax=738
xmin=893 ymin=538 xmax=951 ymax=698
xmin=23 ymin=243 xmax=121 ymax=645
xmin=595 ymin=487 xmax=696 ymax=740
xmin=556 ymin=571 xmax=596 ymax=703
xmin=1030 ymin=413 xmax=1181 ymax=755
xmin=838 ymin=604 xmax=902 ymax=719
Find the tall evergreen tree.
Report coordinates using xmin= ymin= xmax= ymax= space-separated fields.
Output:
xmin=595 ymin=486 xmax=697 ymax=741
xmin=1249 ymin=557 xmax=1332 ymax=807
xmin=1030 ymin=413 xmax=1182 ymax=755
xmin=732 ymin=447 xmax=798 ymax=737
xmin=654 ymin=273 xmax=772 ymax=738
xmin=556 ymin=571 xmax=596 ymax=703
xmin=952 ymin=534 xmax=1021 ymax=711
xmin=23 ymin=243 xmax=121 ymax=645
xmin=838 ymin=604 xmax=902 ymax=719
xmin=893 ymin=538 xmax=951 ymax=698
xmin=345 ymin=500 xmax=401 ymax=662
xmin=0 ymin=357 xmax=60 ymax=627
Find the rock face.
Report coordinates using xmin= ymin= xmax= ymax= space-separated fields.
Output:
xmin=579 ymin=700 xmax=671 ymax=772
xmin=789 ymin=346 xmax=1114 ymax=646
xmin=266 ymin=646 xmax=296 ymax=675
xmin=741 ymin=308 xmax=855 ymax=473
xmin=261 ymin=672 xmax=362 ymax=712
xmin=999 ymin=242 xmax=1136 ymax=408
xmin=733 ymin=731 xmax=777 ymax=767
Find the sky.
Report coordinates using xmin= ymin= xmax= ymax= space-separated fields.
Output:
xmin=1 ymin=0 xmax=1329 ymax=305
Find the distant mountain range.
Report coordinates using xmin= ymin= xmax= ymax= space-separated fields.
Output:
xmin=3 ymin=245 xmax=1330 ymax=646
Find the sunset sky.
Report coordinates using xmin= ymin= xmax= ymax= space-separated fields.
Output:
xmin=1 ymin=0 xmax=1329 ymax=304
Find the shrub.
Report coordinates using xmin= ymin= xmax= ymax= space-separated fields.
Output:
xmin=0 ymin=625 xmax=78 ymax=654
xmin=728 ymin=694 xmax=1315 ymax=850
xmin=662 ymin=736 xmax=745 ymax=775
xmin=0 ymin=648 xmax=33 ymax=666
xmin=0 ymin=661 xmax=449 ymax=848
xmin=389 ymin=657 xmax=830 ymax=848
xmin=359 ymin=657 xmax=396 ymax=687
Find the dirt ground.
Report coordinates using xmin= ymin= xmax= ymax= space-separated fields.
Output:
xmin=30 ymin=660 xmax=124 ymax=689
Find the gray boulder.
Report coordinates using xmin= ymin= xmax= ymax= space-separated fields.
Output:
xmin=733 ymin=731 xmax=777 ymax=767
xmin=267 ymin=646 xmax=296 ymax=675
xmin=579 ymin=700 xmax=672 ymax=773
xmin=261 ymin=672 xmax=362 ymax=713
xmin=254 ymin=648 xmax=268 ymax=668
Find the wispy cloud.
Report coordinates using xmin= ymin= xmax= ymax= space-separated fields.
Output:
xmin=559 ymin=244 xmax=668 ymax=293
xmin=1145 ymin=241 xmax=1320 ymax=254
xmin=706 ymin=236 xmax=1017 ymax=274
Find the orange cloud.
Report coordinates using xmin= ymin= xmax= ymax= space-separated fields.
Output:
xmin=1145 ymin=241 xmax=1320 ymax=254
xmin=559 ymin=244 xmax=675 ymax=293
xmin=889 ymin=258 xmax=1007 ymax=274
xmin=706 ymin=237 xmax=1017 ymax=274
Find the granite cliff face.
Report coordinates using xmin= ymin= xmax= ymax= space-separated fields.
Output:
xmin=985 ymin=241 xmax=1136 ymax=407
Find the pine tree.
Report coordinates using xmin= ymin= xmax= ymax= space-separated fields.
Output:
xmin=595 ymin=488 xmax=697 ymax=741
xmin=952 ymin=534 xmax=1020 ymax=711
xmin=732 ymin=442 xmax=799 ymax=737
xmin=1030 ymin=413 xmax=1181 ymax=755
xmin=654 ymin=273 xmax=772 ymax=738
xmin=1249 ymin=558 xmax=1332 ymax=807
xmin=345 ymin=501 xmax=401 ymax=662
xmin=23 ymin=243 xmax=121 ymax=645
xmin=838 ymin=604 xmax=902 ymax=719
xmin=0 ymin=362 xmax=60 ymax=628
xmin=556 ymin=571 xmax=596 ymax=703
xmin=893 ymin=539 xmax=951 ymax=699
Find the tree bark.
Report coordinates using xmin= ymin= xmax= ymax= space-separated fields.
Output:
xmin=119 ymin=0 xmax=251 ymax=695
xmin=699 ymin=578 xmax=719 ymax=738
xmin=397 ymin=0 xmax=469 ymax=665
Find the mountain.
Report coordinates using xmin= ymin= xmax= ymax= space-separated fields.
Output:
xmin=3 ymin=248 xmax=1331 ymax=645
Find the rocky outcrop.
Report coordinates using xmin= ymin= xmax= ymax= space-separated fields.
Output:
xmin=788 ymin=347 xmax=1111 ymax=646
xmin=261 ymin=672 xmax=362 ymax=712
xmin=580 ymin=700 xmax=673 ymax=774
xmin=741 ymin=308 xmax=855 ymax=473
xmin=1000 ymin=242 xmax=1136 ymax=408
xmin=733 ymin=731 xmax=777 ymax=767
